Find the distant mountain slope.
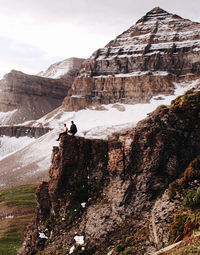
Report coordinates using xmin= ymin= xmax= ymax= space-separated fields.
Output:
xmin=0 ymin=70 xmax=71 ymax=125
xmin=63 ymin=7 xmax=200 ymax=110
xmin=0 ymin=58 xmax=85 ymax=125
xmin=38 ymin=57 xmax=85 ymax=79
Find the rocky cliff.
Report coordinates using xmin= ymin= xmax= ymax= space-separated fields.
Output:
xmin=0 ymin=70 xmax=72 ymax=125
xmin=20 ymin=88 xmax=200 ymax=255
xmin=0 ymin=126 xmax=51 ymax=138
xmin=63 ymin=7 xmax=200 ymax=110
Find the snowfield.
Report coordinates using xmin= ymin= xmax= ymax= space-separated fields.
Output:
xmin=31 ymin=79 xmax=200 ymax=140
xmin=0 ymin=79 xmax=199 ymax=188
xmin=0 ymin=136 xmax=35 ymax=160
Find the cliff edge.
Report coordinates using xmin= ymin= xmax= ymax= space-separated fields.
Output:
xmin=20 ymin=89 xmax=200 ymax=255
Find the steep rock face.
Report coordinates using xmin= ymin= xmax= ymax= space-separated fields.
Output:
xmin=38 ymin=57 xmax=85 ymax=80
xmin=0 ymin=70 xmax=71 ymax=125
xmin=0 ymin=126 xmax=51 ymax=138
xmin=63 ymin=7 xmax=200 ymax=110
xmin=20 ymin=89 xmax=200 ymax=254
xmin=63 ymin=73 xmax=176 ymax=110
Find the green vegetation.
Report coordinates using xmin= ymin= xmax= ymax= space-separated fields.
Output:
xmin=114 ymin=243 xmax=124 ymax=253
xmin=65 ymin=203 xmax=82 ymax=225
xmin=162 ymin=234 xmax=200 ymax=255
xmin=171 ymin=90 xmax=200 ymax=110
xmin=183 ymin=189 xmax=200 ymax=209
xmin=170 ymin=242 xmax=200 ymax=255
xmin=168 ymin=155 xmax=200 ymax=246
xmin=168 ymin=156 xmax=200 ymax=200
xmin=0 ymin=185 xmax=37 ymax=207
xmin=155 ymin=104 xmax=168 ymax=114
xmin=0 ymin=185 xmax=37 ymax=255
xmin=169 ymin=212 xmax=187 ymax=244
xmin=109 ymin=226 xmax=149 ymax=255
xmin=184 ymin=157 xmax=200 ymax=183
xmin=168 ymin=187 xmax=200 ymax=244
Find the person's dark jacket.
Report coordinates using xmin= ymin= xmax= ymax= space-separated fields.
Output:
xmin=70 ymin=124 xmax=77 ymax=135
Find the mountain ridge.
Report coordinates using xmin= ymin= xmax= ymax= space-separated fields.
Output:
xmin=38 ymin=57 xmax=85 ymax=79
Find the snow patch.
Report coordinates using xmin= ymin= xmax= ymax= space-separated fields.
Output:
xmin=74 ymin=235 xmax=84 ymax=245
xmin=39 ymin=59 xmax=73 ymax=79
xmin=93 ymin=71 xmax=169 ymax=78
xmin=0 ymin=109 xmax=17 ymax=125
xmin=81 ymin=202 xmax=86 ymax=208
xmin=0 ymin=136 xmax=35 ymax=160
xmin=71 ymin=95 xmax=84 ymax=98
xmin=39 ymin=232 xmax=48 ymax=239
xmin=3 ymin=215 xmax=14 ymax=220
xmin=69 ymin=246 xmax=75 ymax=254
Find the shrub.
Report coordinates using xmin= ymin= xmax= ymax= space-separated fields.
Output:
xmin=183 ymin=213 xmax=200 ymax=236
xmin=168 ymin=178 xmax=186 ymax=200
xmin=183 ymin=189 xmax=200 ymax=209
xmin=168 ymin=156 xmax=200 ymax=200
xmin=154 ymin=105 xmax=168 ymax=115
xmin=114 ymin=243 xmax=124 ymax=253
xmin=168 ymin=181 xmax=179 ymax=199
xmin=169 ymin=212 xmax=187 ymax=244
xmin=184 ymin=157 xmax=200 ymax=183
xmin=124 ymin=248 xmax=133 ymax=254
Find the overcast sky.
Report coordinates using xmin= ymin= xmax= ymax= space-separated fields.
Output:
xmin=0 ymin=0 xmax=200 ymax=78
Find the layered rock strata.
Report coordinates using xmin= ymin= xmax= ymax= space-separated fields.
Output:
xmin=0 ymin=126 xmax=51 ymax=138
xmin=63 ymin=7 xmax=200 ymax=110
xmin=20 ymin=89 xmax=200 ymax=254
xmin=0 ymin=70 xmax=72 ymax=125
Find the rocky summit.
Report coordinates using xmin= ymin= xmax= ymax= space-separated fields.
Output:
xmin=19 ymin=88 xmax=200 ymax=255
xmin=63 ymin=7 xmax=200 ymax=110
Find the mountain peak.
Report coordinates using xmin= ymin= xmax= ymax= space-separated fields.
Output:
xmin=149 ymin=6 xmax=169 ymax=14
xmin=136 ymin=6 xmax=182 ymax=24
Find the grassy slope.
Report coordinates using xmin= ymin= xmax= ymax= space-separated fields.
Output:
xmin=0 ymin=185 xmax=37 ymax=255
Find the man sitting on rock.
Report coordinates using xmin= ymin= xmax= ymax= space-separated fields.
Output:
xmin=56 ymin=123 xmax=68 ymax=141
xmin=69 ymin=121 xmax=77 ymax=136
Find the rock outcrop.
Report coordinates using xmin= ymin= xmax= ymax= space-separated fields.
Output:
xmin=0 ymin=70 xmax=72 ymax=125
xmin=20 ymin=88 xmax=200 ymax=254
xmin=0 ymin=126 xmax=51 ymax=138
xmin=63 ymin=7 xmax=200 ymax=110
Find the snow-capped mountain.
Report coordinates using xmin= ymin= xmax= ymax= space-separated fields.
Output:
xmin=84 ymin=6 xmax=200 ymax=76
xmin=63 ymin=7 xmax=200 ymax=110
xmin=38 ymin=57 xmax=85 ymax=79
